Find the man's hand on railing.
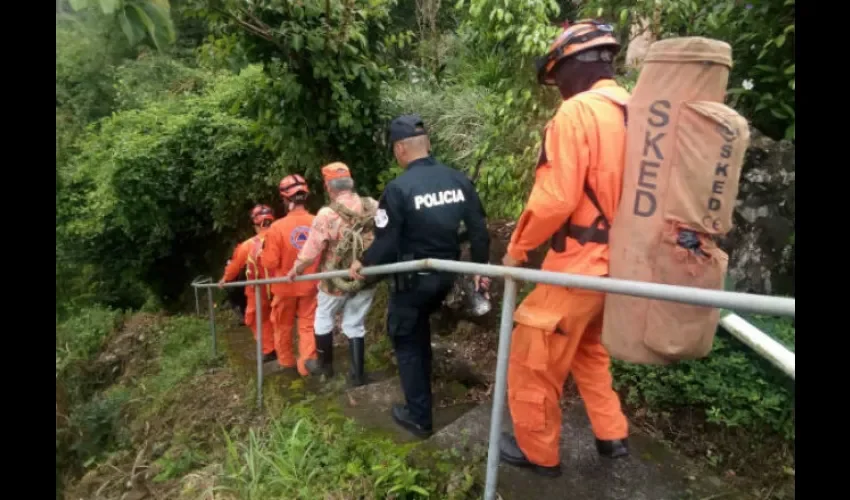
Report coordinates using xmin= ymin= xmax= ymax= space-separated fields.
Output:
xmin=474 ymin=275 xmax=491 ymax=300
xmin=217 ymin=278 xmax=225 ymax=289
xmin=281 ymin=266 xmax=297 ymax=283
xmin=502 ymin=253 xmax=522 ymax=268
xmin=349 ymin=260 xmax=365 ymax=280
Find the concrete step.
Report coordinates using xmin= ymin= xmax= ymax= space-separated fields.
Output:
xmin=341 ymin=377 xmax=478 ymax=443
xmin=430 ymin=401 xmax=751 ymax=500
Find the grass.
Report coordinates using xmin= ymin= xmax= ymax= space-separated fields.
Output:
xmin=220 ymin=399 xmax=480 ymax=499
xmin=57 ymin=310 xmax=222 ymax=497
xmin=59 ymin=308 xmax=484 ymax=499
xmin=56 ymin=306 xmax=124 ymax=394
xmin=135 ymin=315 xmax=220 ymax=416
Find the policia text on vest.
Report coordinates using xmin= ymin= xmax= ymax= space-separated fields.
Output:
xmin=414 ymin=189 xmax=466 ymax=211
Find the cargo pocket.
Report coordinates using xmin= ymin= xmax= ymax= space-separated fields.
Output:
xmin=665 ymin=101 xmax=750 ymax=235
xmin=510 ymin=303 xmax=562 ymax=372
xmin=643 ymin=224 xmax=728 ymax=360
xmin=510 ymin=390 xmax=547 ymax=432
xmin=388 ymin=307 xmax=419 ymax=337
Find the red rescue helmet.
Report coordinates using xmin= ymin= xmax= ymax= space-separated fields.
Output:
xmin=250 ymin=204 xmax=274 ymax=226
xmin=279 ymin=174 xmax=309 ymax=199
xmin=536 ymin=20 xmax=621 ymax=86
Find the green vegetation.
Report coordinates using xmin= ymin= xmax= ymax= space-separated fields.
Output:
xmin=222 ymin=401 xmax=480 ymax=499
xmin=56 ymin=310 xmax=218 ymax=494
xmin=56 ymin=308 xmax=482 ymax=499
xmin=56 ymin=0 xmax=794 ymax=496
xmin=585 ymin=0 xmax=795 ymax=141
xmin=613 ymin=325 xmax=795 ymax=441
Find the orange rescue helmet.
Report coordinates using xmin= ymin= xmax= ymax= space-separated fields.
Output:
xmin=321 ymin=162 xmax=351 ymax=182
xmin=279 ymin=174 xmax=309 ymax=199
xmin=536 ymin=20 xmax=621 ymax=86
xmin=250 ymin=204 xmax=274 ymax=226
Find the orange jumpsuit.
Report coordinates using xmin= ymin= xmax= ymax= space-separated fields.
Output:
xmin=505 ymin=79 xmax=630 ymax=467
xmin=262 ymin=207 xmax=320 ymax=376
xmin=223 ymin=235 xmax=275 ymax=355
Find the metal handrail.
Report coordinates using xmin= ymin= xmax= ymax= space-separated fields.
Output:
xmin=191 ymin=258 xmax=795 ymax=500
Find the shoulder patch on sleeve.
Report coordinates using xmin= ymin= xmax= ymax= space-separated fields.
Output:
xmin=375 ymin=209 xmax=388 ymax=228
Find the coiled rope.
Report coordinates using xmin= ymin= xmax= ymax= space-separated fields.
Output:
xmin=321 ymin=197 xmax=377 ymax=293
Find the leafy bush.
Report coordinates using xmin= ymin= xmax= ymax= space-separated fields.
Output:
xmin=743 ymin=315 xmax=795 ymax=352
xmin=612 ymin=327 xmax=795 ymax=440
xmin=56 ymin=307 xmax=125 ymax=495
xmin=190 ymin=0 xmax=400 ymax=194
xmin=56 ymin=13 xmax=124 ymax=167
xmin=144 ymin=315 xmax=217 ymax=402
xmin=222 ymin=401 xmax=479 ymax=499
xmin=382 ymin=81 xmax=494 ymax=186
xmin=56 ymin=307 xmax=123 ymax=394
xmin=66 ymin=387 xmax=132 ymax=467
xmin=450 ymin=0 xmax=564 ymax=218
xmin=112 ymin=51 xmax=211 ymax=111
xmin=59 ymin=65 xmax=280 ymax=307
xmin=67 ymin=0 xmax=176 ymax=51
xmin=583 ymin=0 xmax=795 ymax=141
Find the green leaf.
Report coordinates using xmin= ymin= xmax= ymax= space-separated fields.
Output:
xmin=409 ymin=485 xmax=430 ymax=496
xmin=775 ymin=34 xmax=786 ymax=47
xmin=127 ymin=3 xmax=158 ymax=46
xmin=99 ymin=0 xmax=121 ymax=15
xmin=770 ymin=108 xmax=787 ymax=119
xmin=785 ymin=123 xmax=795 ymax=141
xmin=119 ymin=10 xmax=145 ymax=46
xmin=784 ymin=64 xmax=795 ymax=75
xmin=69 ymin=0 xmax=91 ymax=11
xmin=139 ymin=1 xmax=176 ymax=49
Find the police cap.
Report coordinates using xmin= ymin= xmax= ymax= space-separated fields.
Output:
xmin=388 ymin=114 xmax=428 ymax=146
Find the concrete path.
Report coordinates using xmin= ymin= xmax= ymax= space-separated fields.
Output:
xmin=344 ymin=376 xmax=750 ymax=500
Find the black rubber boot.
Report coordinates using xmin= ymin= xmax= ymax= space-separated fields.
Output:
xmin=596 ymin=438 xmax=630 ymax=459
xmin=303 ymin=358 xmax=322 ymax=376
xmin=499 ymin=433 xmax=562 ymax=477
xmin=315 ymin=333 xmax=334 ymax=378
xmin=262 ymin=350 xmax=278 ymax=363
xmin=348 ymin=338 xmax=368 ymax=387
xmin=391 ymin=404 xmax=432 ymax=439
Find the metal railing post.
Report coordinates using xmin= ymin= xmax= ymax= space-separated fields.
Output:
xmin=206 ymin=288 xmax=217 ymax=358
xmin=195 ymin=287 xmax=201 ymax=317
xmin=255 ymin=285 xmax=264 ymax=411
xmin=484 ymin=277 xmax=518 ymax=500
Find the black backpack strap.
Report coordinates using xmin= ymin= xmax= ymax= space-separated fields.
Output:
xmin=549 ymin=89 xmax=626 ymax=253
xmin=550 ymin=182 xmax=611 ymax=253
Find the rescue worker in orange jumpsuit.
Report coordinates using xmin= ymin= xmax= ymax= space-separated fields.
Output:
xmin=219 ymin=205 xmax=277 ymax=363
xmin=499 ymin=20 xmax=630 ymax=477
xmin=262 ymin=175 xmax=321 ymax=376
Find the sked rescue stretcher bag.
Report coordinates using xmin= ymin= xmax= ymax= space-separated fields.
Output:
xmin=601 ymin=37 xmax=750 ymax=364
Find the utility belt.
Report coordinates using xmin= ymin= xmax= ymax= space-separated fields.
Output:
xmin=551 ymin=182 xmax=611 ymax=253
xmin=392 ymin=253 xmax=453 ymax=293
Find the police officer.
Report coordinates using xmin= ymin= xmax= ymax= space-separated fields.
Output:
xmin=349 ymin=114 xmax=490 ymax=438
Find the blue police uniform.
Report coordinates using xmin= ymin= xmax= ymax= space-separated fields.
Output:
xmin=361 ymin=114 xmax=490 ymax=437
